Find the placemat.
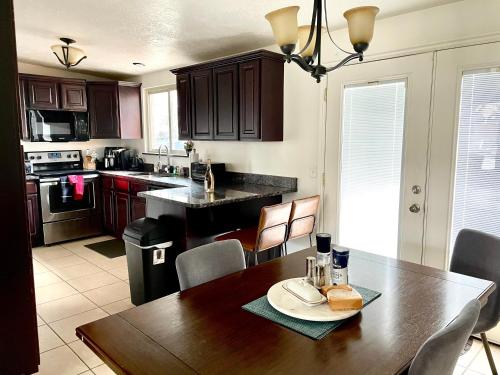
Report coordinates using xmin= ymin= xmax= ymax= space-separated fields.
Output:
xmin=242 ymin=284 xmax=381 ymax=340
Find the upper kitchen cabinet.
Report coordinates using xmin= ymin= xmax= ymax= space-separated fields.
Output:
xmin=213 ymin=64 xmax=239 ymax=140
xmin=190 ymin=69 xmax=214 ymax=140
xmin=87 ymin=81 xmax=142 ymax=139
xmin=27 ymin=79 xmax=59 ymax=110
xmin=171 ymin=50 xmax=284 ymax=142
xmin=176 ymin=74 xmax=191 ymax=140
xmin=60 ymin=82 xmax=87 ymax=111
xmin=19 ymin=74 xmax=87 ymax=112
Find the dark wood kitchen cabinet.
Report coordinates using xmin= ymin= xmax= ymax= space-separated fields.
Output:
xmin=87 ymin=82 xmax=120 ymax=139
xmin=102 ymin=187 xmax=114 ymax=233
xmin=171 ymin=50 xmax=284 ymax=142
xmin=61 ymin=82 xmax=87 ymax=111
xmin=102 ymin=177 xmax=151 ymax=238
xmin=114 ymin=191 xmax=130 ymax=237
xmin=176 ymin=74 xmax=191 ymax=140
xmin=27 ymin=79 xmax=59 ymax=110
xmin=19 ymin=74 xmax=87 ymax=112
xmin=213 ymin=64 xmax=238 ymax=140
xmin=26 ymin=181 xmax=42 ymax=246
xmin=190 ymin=69 xmax=214 ymax=140
xmin=87 ymin=81 xmax=142 ymax=140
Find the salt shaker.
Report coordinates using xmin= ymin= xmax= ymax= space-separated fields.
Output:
xmin=305 ymin=256 xmax=316 ymax=285
xmin=331 ymin=246 xmax=350 ymax=285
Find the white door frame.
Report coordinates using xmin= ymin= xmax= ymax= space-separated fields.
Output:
xmin=424 ymin=41 xmax=500 ymax=269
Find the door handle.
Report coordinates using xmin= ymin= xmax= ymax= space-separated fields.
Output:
xmin=409 ymin=203 xmax=421 ymax=213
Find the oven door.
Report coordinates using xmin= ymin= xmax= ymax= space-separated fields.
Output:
xmin=39 ymin=174 xmax=101 ymax=223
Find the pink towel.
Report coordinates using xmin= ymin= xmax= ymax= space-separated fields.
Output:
xmin=67 ymin=175 xmax=84 ymax=200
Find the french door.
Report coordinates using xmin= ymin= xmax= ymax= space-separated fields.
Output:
xmin=322 ymin=53 xmax=434 ymax=263
xmin=425 ymin=42 xmax=500 ymax=269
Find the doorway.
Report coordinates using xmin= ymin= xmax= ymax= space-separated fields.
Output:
xmin=322 ymin=53 xmax=434 ymax=263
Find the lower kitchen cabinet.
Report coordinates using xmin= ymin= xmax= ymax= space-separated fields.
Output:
xmin=114 ymin=192 xmax=130 ymax=238
xmin=102 ymin=187 xmax=114 ymax=233
xmin=130 ymin=196 xmax=146 ymax=222
xmin=26 ymin=182 xmax=42 ymax=246
xmin=102 ymin=177 xmax=151 ymax=238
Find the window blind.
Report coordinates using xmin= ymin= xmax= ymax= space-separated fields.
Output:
xmin=450 ymin=69 xmax=500 ymax=251
xmin=338 ymin=80 xmax=406 ymax=258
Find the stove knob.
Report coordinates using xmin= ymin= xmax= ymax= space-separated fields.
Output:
xmin=73 ymin=154 xmax=78 ymax=158
xmin=67 ymin=154 xmax=72 ymax=158
xmin=36 ymin=156 xmax=42 ymax=160
xmin=29 ymin=156 xmax=35 ymax=160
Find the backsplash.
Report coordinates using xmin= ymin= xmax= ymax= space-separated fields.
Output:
xmin=21 ymin=139 xmax=123 ymax=159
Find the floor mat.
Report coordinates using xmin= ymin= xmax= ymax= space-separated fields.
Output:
xmin=85 ymin=239 xmax=126 ymax=258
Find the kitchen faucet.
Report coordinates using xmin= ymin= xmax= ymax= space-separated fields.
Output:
xmin=154 ymin=144 xmax=170 ymax=173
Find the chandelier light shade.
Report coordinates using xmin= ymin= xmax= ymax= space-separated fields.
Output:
xmin=344 ymin=6 xmax=379 ymax=52
xmin=51 ymin=38 xmax=87 ymax=69
xmin=265 ymin=0 xmax=379 ymax=82
xmin=297 ymin=25 xmax=317 ymax=58
xmin=265 ymin=6 xmax=300 ymax=54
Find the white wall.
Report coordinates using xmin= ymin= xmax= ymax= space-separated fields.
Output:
xmin=19 ymin=62 xmax=123 ymax=158
xmin=132 ymin=0 xmax=500 ymax=199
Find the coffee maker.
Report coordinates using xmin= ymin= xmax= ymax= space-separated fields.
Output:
xmin=103 ymin=147 xmax=120 ymax=170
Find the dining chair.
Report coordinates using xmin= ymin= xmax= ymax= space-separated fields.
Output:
xmin=175 ymin=239 xmax=246 ymax=291
xmin=285 ymin=195 xmax=320 ymax=255
xmin=215 ymin=202 xmax=292 ymax=266
xmin=408 ymin=299 xmax=481 ymax=375
xmin=450 ymin=228 xmax=500 ymax=374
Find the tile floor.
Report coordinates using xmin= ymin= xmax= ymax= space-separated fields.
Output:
xmin=33 ymin=235 xmax=134 ymax=375
xmin=31 ymin=236 xmax=500 ymax=374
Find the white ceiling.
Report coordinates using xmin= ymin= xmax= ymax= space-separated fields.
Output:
xmin=14 ymin=0 xmax=461 ymax=77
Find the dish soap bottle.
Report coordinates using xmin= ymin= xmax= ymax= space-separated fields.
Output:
xmin=204 ymin=159 xmax=215 ymax=193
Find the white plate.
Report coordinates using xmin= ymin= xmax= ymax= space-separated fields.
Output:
xmin=267 ymin=278 xmax=361 ymax=322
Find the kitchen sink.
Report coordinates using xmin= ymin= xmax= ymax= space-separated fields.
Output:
xmin=129 ymin=172 xmax=177 ymax=177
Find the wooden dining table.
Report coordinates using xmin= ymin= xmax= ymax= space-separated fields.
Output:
xmin=76 ymin=247 xmax=496 ymax=375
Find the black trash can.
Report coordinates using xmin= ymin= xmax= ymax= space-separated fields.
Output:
xmin=123 ymin=217 xmax=179 ymax=305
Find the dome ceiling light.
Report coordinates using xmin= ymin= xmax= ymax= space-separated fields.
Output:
xmin=51 ymin=37 xmax=87 ymax=69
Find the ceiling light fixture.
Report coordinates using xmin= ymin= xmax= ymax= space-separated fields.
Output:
xmin=51 ymin=38 xmax=87 ymax=69
xmin=265 ymin=1 xmax=379 ymax=82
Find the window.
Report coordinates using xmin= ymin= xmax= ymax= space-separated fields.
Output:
xmin=450 ymin=69 xmax=500 ymax=251
xmin=146 ymin=86 xmax=184 ymax=153
xmin=338 ymin=80 xmax=407 ymax=258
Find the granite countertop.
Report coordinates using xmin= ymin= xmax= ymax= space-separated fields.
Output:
xmin=99 ymin=170 xmax=297 ymax=208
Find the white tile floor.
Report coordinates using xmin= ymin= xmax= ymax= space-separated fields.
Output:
xmin=33 ymin=235 xmax=134 ymax=375
xmin=31 ymin=236 xmax=500 ymax=375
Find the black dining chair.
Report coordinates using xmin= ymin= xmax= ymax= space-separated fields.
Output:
xmin=450 ymin=228 xmax=500 ymax=375
xmin=408 ymin=299 xmax=481 ymax=375
xmin=175 ymin=239 xmax=246 ymax=291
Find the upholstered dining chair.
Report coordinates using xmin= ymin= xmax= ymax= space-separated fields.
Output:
xmin=285 ymin=195 xmax=320 ymax=254
xmin=450 ymin=228 xmax=500 ymax=374
xmin=215 ymin=202 xmax=292 ymax=266
xmin=175 ymin=239 xmax=246 ymax=291
xmin=408 ymin=299 xmax=481 ymax=375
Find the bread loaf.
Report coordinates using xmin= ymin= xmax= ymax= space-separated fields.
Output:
xmin=320 ymin=284 xmax=352 ymax=296
xmin=326 ymin=285 xmax=363 ymax=311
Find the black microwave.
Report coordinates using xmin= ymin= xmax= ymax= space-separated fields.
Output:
xmin=191 ymin=162 xmax=226 ymax=182
xmin=28 ymin=109 xmax=89 ymax=142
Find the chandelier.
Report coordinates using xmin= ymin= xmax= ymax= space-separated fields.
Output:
xmin=265 ymin=0 xmax=379 ymax=82
xmin=51 ymin=38 xmax=87 ymax=69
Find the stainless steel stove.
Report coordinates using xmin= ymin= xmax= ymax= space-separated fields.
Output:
xmin=26 ymin=150 xmax=102 ymax=245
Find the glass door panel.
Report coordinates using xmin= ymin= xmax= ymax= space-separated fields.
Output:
xmin=339 ymin=81 xmax=406 ymax=258
xmin=450 ymin=69 xmax=500 ymax=250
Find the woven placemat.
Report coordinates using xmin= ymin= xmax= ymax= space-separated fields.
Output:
xmin=242 ymin=285 xmax=381 ymax=340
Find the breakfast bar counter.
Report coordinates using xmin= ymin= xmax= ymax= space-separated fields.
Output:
xmin=76 ymin=247 xmax=496 ymax=375
xmin=101 ymin=170 xmax=297 ymax=253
